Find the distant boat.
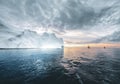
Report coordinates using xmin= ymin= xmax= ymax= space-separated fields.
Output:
xmin=104 ymin=46 xmax=106 ymax=49
xmin=88 ymin=46 xmax=90 ymax=49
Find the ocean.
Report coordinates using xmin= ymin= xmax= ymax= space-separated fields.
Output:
xmin=0 ymin=47 xmax=120 ymax=84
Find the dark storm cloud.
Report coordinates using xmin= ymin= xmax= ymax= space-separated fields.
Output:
xmin=0 ymin=0 xmax=119 ymax=28
xmin=0 ymin=0 xmax=111 ymax=30
xmin=52 ymin=1 xmax=96 ymax=30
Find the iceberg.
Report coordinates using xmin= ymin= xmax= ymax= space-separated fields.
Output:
xmin=1 ymin=30 xmax=64 ymax=48
xmin=40 ymin=32 xmax=64 ymax=48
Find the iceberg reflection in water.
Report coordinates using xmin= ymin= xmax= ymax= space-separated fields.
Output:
xmin=0 ymin=48 xmax=64 ymax=84
xmin=0 ymin=48 xmax=120 ymax=84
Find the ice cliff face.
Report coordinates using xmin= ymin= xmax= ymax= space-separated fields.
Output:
xmin=0 ymin=30 xmax=63 ymax=48
xmin=40 ymin=32 xmax=63 ymax=48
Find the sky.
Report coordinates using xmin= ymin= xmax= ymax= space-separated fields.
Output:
xmin=0 ymin=0 xmax=120 ymax=47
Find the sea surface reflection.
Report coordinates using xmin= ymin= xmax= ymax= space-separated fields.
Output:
xmin=0 ymin=47 xmax=120 ymax=84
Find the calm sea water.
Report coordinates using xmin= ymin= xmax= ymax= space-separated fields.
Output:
xmin=0 ymin=47 xmax=120 ymax=84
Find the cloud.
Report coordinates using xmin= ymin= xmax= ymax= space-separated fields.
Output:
xmin=92 ymin=31 xmax=120 ymax=43
xmin=0 ymin=0 xmax=119 ymax=30
xmin=0 ymin=0 xmax=120 ymax=44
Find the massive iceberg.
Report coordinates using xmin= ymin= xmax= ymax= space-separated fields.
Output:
xmin=0 ymin=30 xmax=64 ymax=48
